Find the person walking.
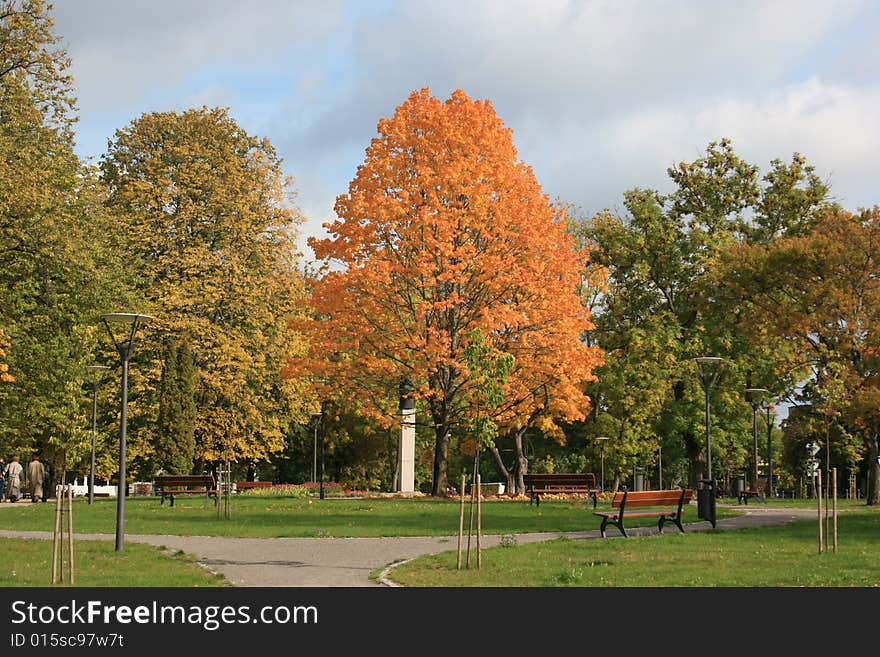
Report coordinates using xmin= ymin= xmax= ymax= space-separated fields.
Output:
xmin=0 ymin=457 xmax=6 ymax=500
xmin=4 ymin=455 xmax=23 ymax=502
xmin=27 ymin=454 xmax=46 ymax=503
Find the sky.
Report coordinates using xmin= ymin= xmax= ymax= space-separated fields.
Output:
xmin=50 ymin=0 xmax=880 ymax=262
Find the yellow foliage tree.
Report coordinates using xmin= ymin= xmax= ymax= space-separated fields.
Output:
xmin=102 ymin=107 xmax=311 ymax=468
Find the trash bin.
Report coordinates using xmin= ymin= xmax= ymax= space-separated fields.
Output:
xmin=697 ymin=479 xmax=716 ymax=528
xmin=633 ymin=471 xmax=645 ymax=492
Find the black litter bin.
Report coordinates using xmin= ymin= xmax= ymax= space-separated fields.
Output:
xmin=697 ymin=479 xmax=716 ymax=528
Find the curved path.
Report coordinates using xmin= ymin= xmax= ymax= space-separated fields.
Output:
xmin=0 ymin=505 xmax=819 ymax=587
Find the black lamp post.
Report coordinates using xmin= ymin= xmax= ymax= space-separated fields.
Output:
xmin=310 ymin=412 xmax=322 ymax=483
xmin=745 ymin=388 xmax=769 ymax=489
xmin=694 ymin=357 xmax=724 ymax=480
xmin=102 ymin=313 xmax=152 ymax=551
xmin=694 ymin=357 xmax=724 ymax=528
xmin=595 ymin=437 xmax=609 ymax=491
xmin=317 ymin=402 xmax=328 ymax=500
xmin=85 ymin=365 xmax=110 ymax=505
xmin=763 ymin=400 xmax=774 ymax=498
xmin=658 ymin=442 xmax=663 ymax=489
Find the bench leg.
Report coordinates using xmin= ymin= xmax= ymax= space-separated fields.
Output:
xmin=169 ymin=494 xmax=174 ymax=508
xmin=535 ymin=494 xmax=540 ymax=508
xmin=659 ymin=515 xmax=684 ymax=534
xmin=601 ymin=518 xmax=626 ymax=538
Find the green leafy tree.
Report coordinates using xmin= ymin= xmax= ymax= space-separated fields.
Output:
xmin=576 ymin=139 xmax=832 ymax=489
xmin=715 ymin=207 xmax=880 ymax=503
xmin=154 ymin=339 xmax=197 ymax=475
xmin=0 ymin=1 xmax=136 ymax=469
xmin=101 ymin=107 xmax=311 ymax=470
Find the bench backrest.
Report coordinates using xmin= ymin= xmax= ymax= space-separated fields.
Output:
xmin=153 ymin=475 xmax=215 ymax=488
xmin=524 ymin=473 xmax=597 ymax=489
xmin=611 ymin=489 xmax=693 ymax=508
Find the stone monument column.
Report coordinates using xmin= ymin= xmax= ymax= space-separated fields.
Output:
xmin=398 ymin=377 xmax=416 ymax=495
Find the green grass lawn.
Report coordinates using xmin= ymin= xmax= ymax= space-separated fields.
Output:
xmin=0 ymin=537 xmax=227 ymax=587
xmin=0 ymin=495 xmax=744 ymax=538
xmin=387 ymin=505 xmax=880 ymax=587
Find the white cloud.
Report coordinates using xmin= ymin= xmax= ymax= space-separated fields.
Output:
xmin=49 ymin=0 xmax=880 ymax=263
xmin=53 ymin=0 xmax=344 ymax=110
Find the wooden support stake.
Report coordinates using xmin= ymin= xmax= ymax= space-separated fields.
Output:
xmin=456 ymin=474 xmax=465 ymax=570
xmin=51 ymin=484 xmax=62 ymax=585
xmin=476 ymin=474 xmax=482 ymax=569
xmin=817 ymin=470 xmax=824 ymax=554
xmin=832 ymin=467 xmax=838 ymax=554
xmin=466 ymin=474 xmax=476 ymax=568
xmin=824 ymin=469 xmax=830 ymax=552
xmin=67 ymin=484 xmax=74 ymax=584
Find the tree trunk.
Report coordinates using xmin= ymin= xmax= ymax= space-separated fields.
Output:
xmin=683 ymin=430 xmax=704 ymax=489
xmin=431 ymin=418 xmax=450 ymax=497
xmin=513 ymin=427 xmax=528 ymax=494
xmin=489 ymin=446 xmax=514 ymax=495
xmin=868 ymin=432 xmax=880 ymax=505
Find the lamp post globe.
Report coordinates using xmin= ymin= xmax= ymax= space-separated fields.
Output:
xmin=102 ymin=313 xmax=153 ymax=551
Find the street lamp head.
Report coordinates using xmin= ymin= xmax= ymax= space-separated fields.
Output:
xmin=101 ymin=313 xmax=153 ymax=360
xmin=693 ymin=357 xmax=724 ymax=388
xmin=85 ymin=364 xmax=111 ymax=386
xmin=744 ymin=387 xmax=769 ymax=409
xmin=102 ymin=312 xmax=154 ymax=326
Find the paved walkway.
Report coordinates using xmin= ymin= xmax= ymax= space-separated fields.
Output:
xmin=0 ymin=504 xmax=819 ymax=587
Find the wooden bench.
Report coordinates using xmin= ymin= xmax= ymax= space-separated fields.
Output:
xmin=737 ymin=478 xmax=767 ymax=505
xmin=523 ymin=473 xmax=600 ymax=509
xmin=235 ymin=481 xmax=273 ymax=492
xmin=153 ymin=474 xmax=218 ymax=507
xmin=594 ymin=488 xmax=694 ymax=537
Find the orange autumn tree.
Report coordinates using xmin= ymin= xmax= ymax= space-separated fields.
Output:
xmin=292 ymin=88 xmax=602 ymax=496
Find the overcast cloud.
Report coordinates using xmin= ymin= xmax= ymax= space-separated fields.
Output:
xmin=50 ymin=0 xmax=880 ymax=259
